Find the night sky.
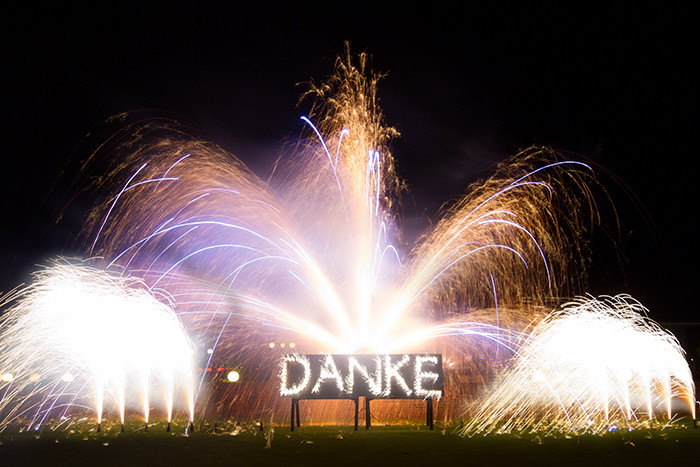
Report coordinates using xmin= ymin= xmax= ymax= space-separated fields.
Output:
xmin=2 ymin=4 xmax=695 ymax=324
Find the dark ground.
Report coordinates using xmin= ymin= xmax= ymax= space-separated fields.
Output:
xmin=1 ymin=420 xmax=699 ymax=466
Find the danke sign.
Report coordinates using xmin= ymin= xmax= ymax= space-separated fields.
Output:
xmin=279 ymin=354 xmax=444 ymax=430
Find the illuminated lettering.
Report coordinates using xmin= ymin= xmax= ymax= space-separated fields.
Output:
xmin=279 ymin=354 xmax=311 ymax=396
xmin=311 ymin=354 xmax=344 ymax=393
xmin=384 ymin=354 xmax=412 ymax=396
xmin=414 ymin=355 xmax=441 ymax=399
xmin=279 ymin=354 xmax=443 ymax=400
xmin=345 ymin=355 xmax=383 ymax=396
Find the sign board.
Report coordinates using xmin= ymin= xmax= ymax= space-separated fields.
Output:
xmin=279 ymin=354 xmax=444 ymax=400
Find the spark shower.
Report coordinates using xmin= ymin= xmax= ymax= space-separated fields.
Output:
xmin=0 ymin=50 xmax=695 ymax=433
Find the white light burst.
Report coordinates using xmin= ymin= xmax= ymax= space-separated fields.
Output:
xmin=0 ymin=260 xmax=196 ymax=428
xmin=462 ymin=295 xmax=696 ymax=435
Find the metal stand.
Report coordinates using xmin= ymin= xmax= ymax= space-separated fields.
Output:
xmin=426 ymin=398 xmax=434 ymax=430
xmin=354 ymin=397 xmax=359 ymax=431
xmin=289 ymin=396 xmax=436 ymax=430
xmin=291 ymin=397 xmax=361 ymax=431
xmin=290 ymin=399 xmax=300 ymax=431
xmin=365 ymin=397 xmax=372 ymax=429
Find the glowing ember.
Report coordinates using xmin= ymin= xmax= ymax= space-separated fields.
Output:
xmin=0 ymin=260 xmax=195 ymax=428
xmin=462 ymin=295 xmax=696 ymax=435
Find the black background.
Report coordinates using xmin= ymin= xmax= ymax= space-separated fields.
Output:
xmin=2 ymin=3 xmax=696 ymax=325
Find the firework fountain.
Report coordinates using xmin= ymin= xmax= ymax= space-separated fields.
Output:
xmin=463 ymin=295 xmax=695 ymax=435
xmin=0 ymin=50 xmax=694 ymax=432
xmin=0 ymin=260 xmax=195 ymax=430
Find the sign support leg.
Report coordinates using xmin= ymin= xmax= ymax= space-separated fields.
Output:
xmin=354 ymin=397 xmax=359 ymax=431
xmin=365 ymin=397 xmax=371 ymax=430
xmin=426 ymin=398 xmax=434 ymax=430
xmin=291 ymin=399 xmax=295 ymax=431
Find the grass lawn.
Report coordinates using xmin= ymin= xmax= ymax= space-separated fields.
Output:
xmin=1 ymin=419 xmax=698 ymax=466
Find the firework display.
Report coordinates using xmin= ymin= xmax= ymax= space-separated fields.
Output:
xmin=0 ymin=51 xmax=695 ymax=433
